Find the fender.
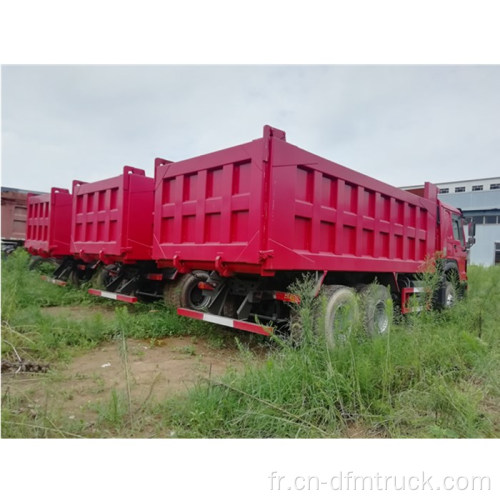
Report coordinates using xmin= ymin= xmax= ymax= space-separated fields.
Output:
xmin=442 ymin=259 xmax=459 ymax=276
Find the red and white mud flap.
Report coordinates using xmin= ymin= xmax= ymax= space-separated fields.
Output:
xmin=41 ymin=276 xmax=67 ymax=286
xmin=177 ymin=308 xmax=274 ymax=336
xmin=88 ymin=288 xmax=138 ymax=304
xmin=401 ymin=287 xmax=426 ymax=314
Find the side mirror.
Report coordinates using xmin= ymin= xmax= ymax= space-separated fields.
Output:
xmin=466 ymin=236 xmax=476 ymax=250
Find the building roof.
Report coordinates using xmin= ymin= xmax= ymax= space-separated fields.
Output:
xmin=400 ymin=177 xmax=500 ymax=192
xmin=1 ymin=186 xmax=46 ymax=195
xmin=438 ymin=190 xmax=500 ymax=211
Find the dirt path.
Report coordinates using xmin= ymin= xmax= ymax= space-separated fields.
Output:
xmin=3 ymin=335 xmax=248 ymax=426
xmin=41 ymin=304 xmax=116 ymax=321
xmin=3 ymin=304 xmax=261 ymax=432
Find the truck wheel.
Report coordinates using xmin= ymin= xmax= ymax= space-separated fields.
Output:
xmin=288 ymin=308 xmax=307 ymax=346
xmin=28 ymin=256 xmax=44 ymax=271
xmin=68 ymin=269 xmax=81 ymax=287
xmin=94 ymin=265 xmax=117 ymax=290
xmin=164 ymin=274 xmax=188 ymax=308
xmin=359 ymin=285 xmax=391 ymax=336
xmin=29 ymin=256 xmax=58 ymax=273
xmin=322 ymin=285 xmax=359 ymax=349
xmin=442 ymin=281 xmax=457 ymax=309
xmin=164 ymin=272 xmax=211 ymax=310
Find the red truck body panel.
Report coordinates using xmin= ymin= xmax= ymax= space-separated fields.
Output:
xmin=153 ymin=126 xmax=440 ymax=276
xmin=25 ymin=188 xmax=72 ymax=257
xmin=71 ymin=166 xmax=154 ymax=263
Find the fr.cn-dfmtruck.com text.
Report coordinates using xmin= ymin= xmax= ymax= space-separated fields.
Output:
xmin=268 ymin=471 xmax=492 ymax=492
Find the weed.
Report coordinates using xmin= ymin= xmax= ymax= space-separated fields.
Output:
xmin=174 ymin=344 xmax=197 ymax=356
xmin=94 ymin=389 xmax=129 ymax=430
xmin=207 ymin=334 xmax=226 ymax=350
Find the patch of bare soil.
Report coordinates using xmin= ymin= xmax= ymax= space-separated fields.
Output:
xmin=41 ymin=304 xmax=116 ymax=321
xmin=2 ymin=336 xmax=248 ymax=426
xmin=344 ymin=421 xmax=388 ymax=439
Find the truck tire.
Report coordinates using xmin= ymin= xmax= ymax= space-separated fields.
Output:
xmin=29 ymin=256 xmax=58 ymax=272
xmin=442 ymin=281 xmax=457 ymax=309
xmin=288 ymin=307 xmax=309 ymax=346
xmin=164 ymin=274 xmax=188 ymax=308
xmin=68 ymin=268 xmax=81 ymax=287
xmin=164 ymin=271 xmax=211 ymax=310
xmin=434 ymin=271 xmax=458 ymax=310
xmin=68 ymin=265 xmax=94 ymax=287
xmin=359 ymin=284 xmax=391 ymax=336
xmin=94 ymin=265 xmax=114 ymax=290
xmin=28 ymin=256 xmax=44 ymax=271
xmin=321 ymin=285 xmax=360 ymax=349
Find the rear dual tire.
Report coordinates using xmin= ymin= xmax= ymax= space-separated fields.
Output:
xmin=290 ymin=283 xmax=392 ymax=349
xmin=290 ymin=285 xmax=360 ymax=348
xmin=164 ymin=271 xmax=211 ymax=310
xmin=322 ymin=285 xmax=360 ymax=349
xmin=359 ymin=285 xmax=391 ymax=336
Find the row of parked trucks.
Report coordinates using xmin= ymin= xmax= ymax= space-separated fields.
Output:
xmin=23 ymin=126 xmax=474 ymax=341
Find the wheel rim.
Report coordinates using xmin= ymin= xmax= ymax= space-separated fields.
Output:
xmin=188 ymin=281 xmax=211 ymax=309
xmin=329 ymin=298 xmax=358 ymax=345
xmin=374 ymin=301 xmax=389 ymax=333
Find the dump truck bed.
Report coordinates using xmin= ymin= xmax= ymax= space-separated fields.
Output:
xmin=153 ymin=126 xmax=439 ymax=276
xmin=25 ymin=188 xmax=72 ymax=257
xmin=2 ymin=189 xmax=28 ymax=242
xmin=71 ymin=167 xmax=154 ymax=263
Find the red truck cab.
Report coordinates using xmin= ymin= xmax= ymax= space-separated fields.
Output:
xmin=438 ymin=201 xmax=470 ymax=284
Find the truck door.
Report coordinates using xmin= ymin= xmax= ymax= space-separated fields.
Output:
xmin=449 ymin=212 xmax=468 ymax=280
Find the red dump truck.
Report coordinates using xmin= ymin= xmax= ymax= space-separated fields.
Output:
xmin=24 ymin=187 xmax=96 ymax=285
xmin=71 ymin=166 xmax=179 ymax=302
xmin=153 ymin=125 xmax=473 ymax=341
xmin=25 ymin=188 xmax=72 ymax=258
xmin=2 ymin=188 xmax=29 ymax=254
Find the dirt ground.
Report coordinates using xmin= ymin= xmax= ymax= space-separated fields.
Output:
xmin=41 ymin=304 xmax=116 ymax=321
xmin=2 ymin=305 xmax=254 ymax=430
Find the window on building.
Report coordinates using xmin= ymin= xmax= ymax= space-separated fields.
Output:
xmin=455 ymin=186 xmax=466 ymax=193
xmin=472 ymin=185 xmax=484 ymax=191
xmin=495 ymin=243 xmax=500 ymax=265
xmin=485 ymin=215 xmax=498 ymax=224
xmin=472 ymin=216 xmax=484 ymax=225
xmin=490 ymin=183 xmax=500 ymax=190
xmin=439 ymin=188 xmax=449 ymax=194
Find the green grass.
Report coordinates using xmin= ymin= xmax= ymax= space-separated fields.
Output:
xmin=159 ymin=266 xmax=500 ymax=438
xmin=2 ymin=248 xmax=499 ymax=438
xmin=1 ymin=249 xmax=218 ymax=365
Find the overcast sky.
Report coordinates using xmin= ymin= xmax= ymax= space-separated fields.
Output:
xmin=2 ymin=65 xmax=499 ymax=193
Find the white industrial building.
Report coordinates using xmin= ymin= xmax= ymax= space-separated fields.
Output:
xmin=402 ymin=177 xmax=500 ymax=266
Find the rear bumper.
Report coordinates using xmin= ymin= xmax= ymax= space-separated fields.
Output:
xmin=88 ymin=288 xmax=138 ymax=303
xmin=177 ymin=308 xmax=273 ymax=336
